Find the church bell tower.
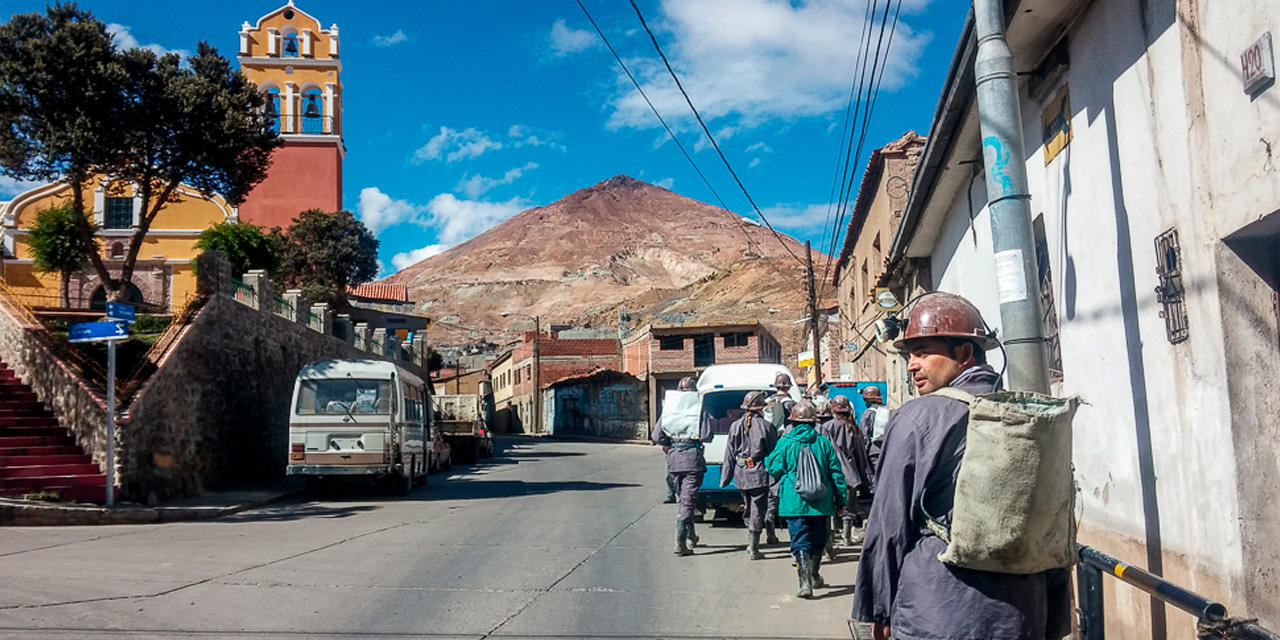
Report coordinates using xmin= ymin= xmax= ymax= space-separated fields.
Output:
xmin=237 ymin=1 xmax=343 ymax=228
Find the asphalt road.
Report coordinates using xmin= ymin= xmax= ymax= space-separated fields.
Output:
xmin=0 ymin=438 xmax=867 ymax=639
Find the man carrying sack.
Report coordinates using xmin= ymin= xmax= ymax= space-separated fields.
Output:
xmin=850 ymin=292 xmax=1075 ymax=640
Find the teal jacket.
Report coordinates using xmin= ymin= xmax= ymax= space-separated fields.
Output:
xmin=765 ymin=422 xmax=848 ymax=518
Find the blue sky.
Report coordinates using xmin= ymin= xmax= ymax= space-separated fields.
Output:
xmin=1 ymin=1 xmax=969 ymax=276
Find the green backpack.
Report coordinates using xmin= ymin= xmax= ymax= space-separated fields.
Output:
xmin=922 ymin=388 xmax=1080 ymax=574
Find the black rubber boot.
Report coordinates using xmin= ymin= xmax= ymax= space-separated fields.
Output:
xmin=747 ymin=531 xmax=763 ymax=560
xmin=795 ymin=554 xmax=814 ymax=598
xmin=825 ymin=519 xmax=837 ymax=561
xmin=811 ymin=551 xmax=826 ymax=589
xmin=841 ymin=518 xmax=854 ymax=546
xmin=687 ymin=521 xmax=700 ymax=548
xmin=765 ymin=507 xmax=780 ymax=545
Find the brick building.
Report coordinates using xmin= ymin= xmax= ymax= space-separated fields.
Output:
xmin=489 ymin=331 xmax=620 ymax=434
xmin=621 ymin=322 xmax=781 ymax=425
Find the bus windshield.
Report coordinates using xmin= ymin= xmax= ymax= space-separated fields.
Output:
xmin=296 ymin=379 xmax=394 ymax=415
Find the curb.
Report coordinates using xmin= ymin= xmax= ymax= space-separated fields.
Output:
xmin=0 ymin=489 xmax=305 ymax=527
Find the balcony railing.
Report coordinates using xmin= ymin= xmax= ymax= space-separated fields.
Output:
xmin=267 ymin=115 xmax=336 ymax=136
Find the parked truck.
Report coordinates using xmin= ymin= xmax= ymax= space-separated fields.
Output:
xmin=431 ymin=394 xmax=495 ymax=464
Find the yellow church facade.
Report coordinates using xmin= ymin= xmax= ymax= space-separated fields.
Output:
xmin=0 ymin=1 xmax=344 ymax=314
xmin=0 ymin=178 xmax=236 ymax=312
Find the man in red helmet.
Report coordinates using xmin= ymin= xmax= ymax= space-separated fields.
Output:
xmin=850 ymin=292 xmax=1070 ymax=640
xmin=859 ymin=385 xmax=891 ymax=470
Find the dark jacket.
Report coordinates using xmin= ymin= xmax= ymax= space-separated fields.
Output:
xmin=850 ymin=365 xmax=1071 ymax=640
xmin=817 ymin=416 xmax=875 ymax=494
xmin=651 ymin=413 xmax=715 ymax=474
xmin=720 ymin=411 xmax=777 ymax=490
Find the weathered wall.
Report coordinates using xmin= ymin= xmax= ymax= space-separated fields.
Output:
xmin=116 ymin=253 xmax=426 ymax=502
xmin=545 ymin=377 xmax=647 ymax=441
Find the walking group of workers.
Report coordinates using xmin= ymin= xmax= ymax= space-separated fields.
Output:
xmin=652 ymin=370 xmax=890 ymax=600
xmin=653 ymin=292 xmax=1073 ymax=640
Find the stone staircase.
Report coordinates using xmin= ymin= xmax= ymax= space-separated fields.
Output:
xmin=0 ymin=360 xmax=110 ymax=503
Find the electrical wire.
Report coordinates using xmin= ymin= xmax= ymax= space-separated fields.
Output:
xmin=627 ymin=0 xmax=807 ymax=270
xmin=575 ymin=0 xmax=762 ymax=257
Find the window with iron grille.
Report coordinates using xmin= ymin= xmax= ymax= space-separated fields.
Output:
xmin=104 ymin=197 xmax=133 ymax=229
xmin=1154 ymin=228 xmax=1189 ymax=344
xmin=723 ymin=332 xmax=750 ymax=348
xmin=658 ymin=336 xmax=684 ymax=351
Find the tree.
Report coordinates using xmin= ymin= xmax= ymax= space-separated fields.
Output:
xmin=195 ymin=222 xmax=284 ymax=279
xmin=280 ymin=209 xmax=380 ymax=307
xmin=0 ymin=5 xmax=280 ymax=302
xmin=27 ymin=204 xmax=98 ymax=308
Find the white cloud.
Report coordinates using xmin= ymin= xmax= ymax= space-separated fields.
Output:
xmin=106 ymin=23 xmax=190 ymax=59
xmin=508 ymin=125 xmax=566 ymax=151
xmin=757 ymin=202 xmax=832 ymax=232
xmin=456 ymin=162 xmax=539 ymax=199
xmin=392 ymin=244 xmax=449 ymax=270
xmin=746 ymin=142 xmax=773 ymax=153
xmin=413 ymin=127 xmax=503 ymax=163
xmin=549 ymin=18 xmax=599 ymax=57
xmin=421 ymin=193 xmax=530 ymax=245
xmin=373 ymin=30 xmax=408 ymax=47
xmin=0 ymin=176 xmax=42 ymax=198
xmin=749 ymin=158 xmax=762 ymax=168
xmin=603 ymin=0 xmax=931 ymax=133
xmin=357 ymin=187 xmax=426 ymax=234
xmin=654 ymin=178 xmax=675 ymax=190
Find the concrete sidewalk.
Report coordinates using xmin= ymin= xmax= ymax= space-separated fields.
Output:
xmin=0 ymin=477 xmax=304 ymax=526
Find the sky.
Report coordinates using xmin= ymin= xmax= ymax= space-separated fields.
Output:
xmin=1 ymin=0 xmax=970 ymax=277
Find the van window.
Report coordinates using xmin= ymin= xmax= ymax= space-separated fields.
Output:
xmin=701 ymin=389 xmax=769 ymax=435
xmin=296 ymin=379 xmax=393 ymax=415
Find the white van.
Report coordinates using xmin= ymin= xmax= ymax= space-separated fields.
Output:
xmin=287 ymin=359 xmax=430 ymax=496
xmin=695 ymin=363 xmax=802 ymax=517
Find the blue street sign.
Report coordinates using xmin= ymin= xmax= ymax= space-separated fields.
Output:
xmin=68 ymin=321 xmax=130 ymax=343
xmin=104 ymin=302 xmax=136 ymax=322
xmin=105 ymin=302 xmax=136 ymax=323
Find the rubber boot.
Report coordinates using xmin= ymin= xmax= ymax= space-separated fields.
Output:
xmin=765 ymin=507 xmax=780 ymax=545
xmin=747 ymin=531 xmax=763 ymax=560
xmin=673 ymin=520 xmax=691 ymax=556
xmin=687 ymin=521 xmax=700 ymax=548
xmin=849 ymin=524 xmax=865 ymax=545
xmin=825 ymin=527 xmax=837 ymax=562
xmin=841 ymin=518 xmax=854 ymax=546
xmin=795 ymin=554 xmax=814 ymax=598
xmin=811 ymin=551 xmax=826 ymax=589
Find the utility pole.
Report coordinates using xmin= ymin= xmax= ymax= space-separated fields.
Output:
xmin=532 ymin=315 xmax=541 ymax=434
xmin=805 ymin=241 xmax=823 ymax=390
xmin=973 ymin=0 xmax=1052 ymax=394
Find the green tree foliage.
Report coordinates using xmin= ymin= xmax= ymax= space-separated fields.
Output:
xmin=27 ymin=204 xmax=98 ymax=308
xmin=0 ymin=4 xmax=280 ymax=302
xmin=195 ymin=222 xmax=284 ymax=279
xmin=280 ymin=210 xmax=380 ymax=307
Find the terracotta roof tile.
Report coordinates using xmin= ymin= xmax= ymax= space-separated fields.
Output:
xmin=347 ymin=283 xmax=409 ymax=302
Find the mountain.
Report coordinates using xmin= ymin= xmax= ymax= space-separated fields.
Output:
xmin=383 ymin=175 xmax=825 ymax=353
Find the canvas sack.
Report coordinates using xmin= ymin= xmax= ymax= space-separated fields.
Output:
xmin=924 ymin=387 xmax=1080 ymax=574
xmin=660 ymin=390 xmax=702 ymax=440
xmin=795 ymin=444 xmax=828 ymax=502
xmin=763 ymin=398 xmax=788 ymax=429
xmin=870 ymin=406 xmax=892 ymax=441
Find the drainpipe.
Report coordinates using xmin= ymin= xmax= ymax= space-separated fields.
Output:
xmin=973 ymin=0 xmax=1052 ymax=394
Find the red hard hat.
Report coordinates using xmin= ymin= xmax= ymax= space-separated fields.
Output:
xmin=677 ymin=377 xmax=697 ymax=391
xmin=829 ymin=395 xmax=853 ymax=413
xmin=788 ymin=401 xmax=819 ymax=424
xmin=893 ymin=292 xmax=999 ymax=351
xmin=860 ymin=386 xmax=883 ymax=402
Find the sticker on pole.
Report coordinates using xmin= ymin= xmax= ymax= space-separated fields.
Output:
xmin=994 ymin=249 xmax=1029 ymax=304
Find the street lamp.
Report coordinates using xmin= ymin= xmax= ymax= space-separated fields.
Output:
xmin=501 ymin=312 xmax=541 ymax=435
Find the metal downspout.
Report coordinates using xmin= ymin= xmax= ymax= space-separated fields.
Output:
xmin=973 ymin=0 xmax=1052 ymax=394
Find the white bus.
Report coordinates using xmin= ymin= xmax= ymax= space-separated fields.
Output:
xmin=287 ymin=359 xmax=430 ymax=496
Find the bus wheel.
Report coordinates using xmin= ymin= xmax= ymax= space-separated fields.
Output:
xmin=305 ymin=476 xmax=329 ymax=497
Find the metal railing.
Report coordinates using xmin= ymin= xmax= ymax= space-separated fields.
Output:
xmin=272 ymin=294 xmax=292 ymax=318
xmin=230 ymin=278 xmax=257 ymax=307
xmin=1077 ymin=545 xmax=1279 ymax=640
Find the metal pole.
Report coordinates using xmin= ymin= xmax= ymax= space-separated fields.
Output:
xmin=533 ymin=315 xmax=541 ymax=435
xmin=805 ymin=241 xmax=823 ymax=389
xmin=973 ymin=0 xmax=1052 ymax=394
xmin=105 ymin=339 xmax=116 ymax=507
xmin=1077 ymin=559 xmax=1106 ymax=640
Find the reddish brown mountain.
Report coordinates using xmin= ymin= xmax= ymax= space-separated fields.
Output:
xmin=383 ymin=175 xmax=824 ymax=351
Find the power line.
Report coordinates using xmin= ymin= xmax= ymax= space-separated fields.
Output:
xmin=627 ymin=0 xmax=807 ymax=270
xmin=574 ymin=0 xmax=763 ymax=257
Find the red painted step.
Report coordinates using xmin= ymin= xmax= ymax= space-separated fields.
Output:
xmin=0 ymin=463 xmax=102 ymax=478
xmin=0 ymin=415 xmax=59 ymax=427
xmin=0 ymin=426 xmax=68 ymax=439
xmin=0 ymin=435 xmax=76 ymax=448
xmin=0 ymin=444 xmax=83 ymax=457
xmin=0 ymin=392 xmax=38 ymax=403
xmin=0 ymin=473 xmax=107 ymax=491
xmin=0 ymin=454 xmax=92 ymax=466
xmin=26 ymin=484 xmax=115 ymax=504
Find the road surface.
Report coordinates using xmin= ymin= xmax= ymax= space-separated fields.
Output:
xmin=0 ymin=438 xmax=867 ymax=639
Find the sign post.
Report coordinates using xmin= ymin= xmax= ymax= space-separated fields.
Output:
xmin=68 ymin=318 xmax=130 ymax=506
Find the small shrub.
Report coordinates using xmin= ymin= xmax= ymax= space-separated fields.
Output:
xmin=130 ymin=314 xmax=172 ymax=334
xmin=23 ymin=491 xmax=66 ymax=503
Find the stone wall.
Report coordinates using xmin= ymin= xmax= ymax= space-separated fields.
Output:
xmin=545 ymin=372 xmax=647 ymax=441
xmin=0 ymin=297 xmax=110 ymax=471
xmin=117 ymin=252 xmax=428 ymax=502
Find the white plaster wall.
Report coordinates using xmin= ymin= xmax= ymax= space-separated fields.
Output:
xmin=926 ymin=0 xmax=1252 ymax=596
